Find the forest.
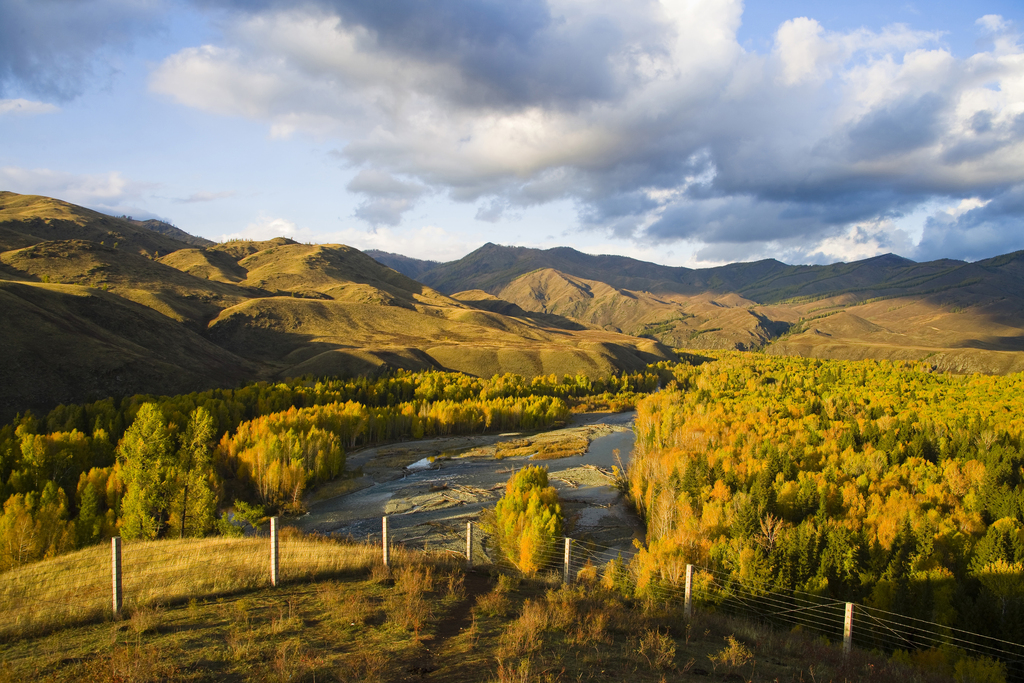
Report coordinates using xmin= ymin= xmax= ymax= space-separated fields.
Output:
xmin=0 ymin=367 xmax=664 ymax=571
xmin=627 ymin=352 xmax=1024 ymax=643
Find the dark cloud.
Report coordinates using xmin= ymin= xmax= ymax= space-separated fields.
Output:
xmin=0 ymin=0 xmax=164 ymax=101
xmin=913 ymin=185 xmax=1024 ymax=261
xmin=844 ymin=93 xmax=946 ymax=161
xmin=645 ymin=196 xmax=825 ymax=244
xmin=204 ymin=0 xmax=667 ymax=110
xmin=475 ymin=199 xmax=506 ymax=223
xmin=942 ymin=111 xmax=1024 ymax=165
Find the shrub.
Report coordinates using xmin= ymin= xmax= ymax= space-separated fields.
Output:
xmin=490 ymin=466 xmax=563 ymax=574
xmin=635 ymin=627 xmax=676 ymax=670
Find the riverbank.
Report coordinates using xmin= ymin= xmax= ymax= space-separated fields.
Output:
xmin=294 ymin=411 xmax=645 ymax=561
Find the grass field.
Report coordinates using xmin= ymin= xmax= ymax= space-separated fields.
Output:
xmin=0 ymin=533 xmax=964 ymax=682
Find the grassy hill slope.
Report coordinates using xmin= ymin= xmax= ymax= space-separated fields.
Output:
xmin=0 ymin=280 xmax=255 ymax=419
xmin=0 ymin=193 xmax=676 ymax=420
xmin=0 ymin=192 xmax=196 ymax=256
xmin=494 ymin=268 xmax=786 ymax=350
xmin=0 ymin=535 xmax=960 ymax=683
xmin=405 ymin=243 xmax=1024 ymax=371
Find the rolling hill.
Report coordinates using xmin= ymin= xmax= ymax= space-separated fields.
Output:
xmin=7 ymin=189 xmax=1024 ymax=421
xmin=0 ymin=193 xmax=675 ymax=421
xmin=376 ymin=243 xmax=1024 ymax=374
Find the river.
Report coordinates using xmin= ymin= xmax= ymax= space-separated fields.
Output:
xmin=295 ymin=411 xmax=645 ymax=562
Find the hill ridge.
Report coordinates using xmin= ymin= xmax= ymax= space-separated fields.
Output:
xmin=0 ymin=192 xmax=677 ymax=421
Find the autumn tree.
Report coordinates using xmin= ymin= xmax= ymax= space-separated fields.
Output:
xmin=491 ymin=465 xmax=563 ymax=574
xmin=169 ymin=407 xmax=216 ymax=538
xmin=118 ymin=403 xmax=176 ymax=540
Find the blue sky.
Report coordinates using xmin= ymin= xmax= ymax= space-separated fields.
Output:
xmin=1 ymin=0 xmax=1022 ymax=267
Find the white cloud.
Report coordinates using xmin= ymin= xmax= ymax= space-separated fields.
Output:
xmin=218 ymin=215 xmax=481 ymax=263
xmin=174 ymin=190 xmax=236 ymax=204
xmin=805 ymin=220 xmax=916 ymax=263
xmin=331 ymin=225 xmax=482 ymax=263
xmin=773 ymin=17 xmax=842 ymax=86
xmin=0 ymin=98 xmax=58 ymax=115
xmin=151 ymin=2 xmax=1024 ymax=261
xmin=0 ymin=166 xmax=153 ymax=207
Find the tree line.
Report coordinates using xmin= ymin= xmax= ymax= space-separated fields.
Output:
xmin=0 ymin=367 xmax=665 ymax=571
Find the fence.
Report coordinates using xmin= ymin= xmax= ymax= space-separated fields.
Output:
xmin=529 ymin=531 xmax=1024 ymax=678
xmin=370 ymin=512 xmax=1022 ymax=674
xmin=4 ymin=515 xmax=1023 ymax=679
xmin=0 ymin=520 xmax=442 ymax=639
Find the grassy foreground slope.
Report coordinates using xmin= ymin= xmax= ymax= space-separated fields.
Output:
xmin=1 ymin=535 xmax=950 ymax=683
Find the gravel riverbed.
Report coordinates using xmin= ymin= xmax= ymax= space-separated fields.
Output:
xmin=294 ymin=411 xmax=645 ymax=563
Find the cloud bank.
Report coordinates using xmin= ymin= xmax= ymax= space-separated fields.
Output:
xmin=20 ymin=0 xmax=1021 ymax=264
xmin=0 ymin=166 xmax=159 ymax=218
xmin=0 ymin=0 xmax=165 ymax=102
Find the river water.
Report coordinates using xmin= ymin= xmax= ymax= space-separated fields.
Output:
xmin=296 ymin=411 xmax=645 ymax=561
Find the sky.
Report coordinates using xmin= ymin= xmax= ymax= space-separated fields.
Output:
xmin=1 ymin=0 xmax=1022 ymax=267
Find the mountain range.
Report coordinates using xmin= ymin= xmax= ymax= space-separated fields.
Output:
xmin=0 ymin=192 xmax=671 ymax=422
xmin=3 ymin=190 xmax=1024 ymax=422
xmin=370 ymin=241 xmax=1024 ymax=374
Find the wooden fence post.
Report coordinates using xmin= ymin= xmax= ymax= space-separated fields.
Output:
xmin=270 ymin=517 xmax=280 ymax=587
xmin=382 ymin=516 xmax=390 ymax=567
xmin=844 ymin=603 xmax=854 ymax=656
xmin=563 ymin=538 xmax=573 ymax=584
xmin=111 ymin=537 xmax=122 ymax=616
xmin=466 ymin=521 xmax=473 ymax=565
xmin=684 ymin=564 xmax=694 ymax=619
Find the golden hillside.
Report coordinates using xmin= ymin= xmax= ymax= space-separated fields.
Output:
xmin=0 ymin=192 xmax=193 ymax=256
xmin=495 ymin=268 xmax=785 ymax=350
xmin=0 ymin=193 xmax=676 ymax=420
xmin=400 ymin=244 xmax=1024 ymax=374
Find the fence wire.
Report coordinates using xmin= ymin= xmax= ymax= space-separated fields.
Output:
xmin=3 ymin=519 xmax=1022 ymax=680
xmin=469 ymin=527 xmax=1024 ymax=674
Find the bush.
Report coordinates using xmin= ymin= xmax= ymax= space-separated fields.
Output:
xmin=490 ymin=466 xmax=563 ymax=574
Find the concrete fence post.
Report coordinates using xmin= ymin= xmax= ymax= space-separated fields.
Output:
xmin=111 ymin=537 xmax=122 ymax=616
xmin=563 ymin=538 xmax=573 ymax=584
xmin=684 ymin=564 xmax=694 ymax=619
xmin=844 ymin=603 xmax=854 ymax=656
xmin=466 ymin=521 xmax=473 ymax=565
xmin=382 ymin=516 xmax=390 ymax=567
xmin=270 ymin=516 xmax=280 ymax=587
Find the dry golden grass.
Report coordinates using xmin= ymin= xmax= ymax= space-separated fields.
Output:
xmin=0 ymin=549 xmax=980 ymax=683
xmin=0 ymin=534 xmax=455 ymax=640
xmin=497 ymin=268 xmax=779 ymax=350
xmin=0 ymin=542 xmax=110 ymax=639
xmin=0 ymin=192 xmax=676 ymax=419
xmin=0 ymin=191 xmax=189 ymax=256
